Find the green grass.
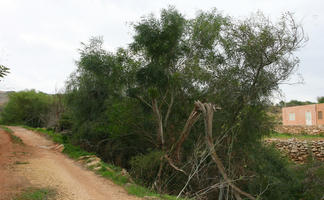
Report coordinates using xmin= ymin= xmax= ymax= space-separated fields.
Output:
xmin=100 ymin=169 xmax=129 ymax=185
xmin=15 ymin=161 xmax=29 ymax=165
xmin=22 ymin=126 xmax=95 ymax=159
xmin=14 ymin=188 xmax=56 ymax=200
xmin=125 ymin=184 xmax=186 ymax=200
xmin=126 ymin=184 xmax=158 ymax=197
xmin=267 ymin=131 xmax=324 ymax=140
xmin=0 ymin=125 xmax=23 ymax=144
xmin=21 ymin=126 xmax=188 ymax=200
xmin=63 ymin=143 xmax=94 ymax=159
xmin=22 ymin=126 xmax=64 ymax=144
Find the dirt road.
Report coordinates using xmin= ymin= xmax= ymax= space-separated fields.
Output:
xmin=0 ymin=126 xmax=141 ymax=200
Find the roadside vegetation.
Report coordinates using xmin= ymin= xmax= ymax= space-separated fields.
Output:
xmin=0 ymin=125 xmax=23 ymax=144
xmin=23 ymin=126 xmax=186 ymax=200
xmin=268 ymin=131 xmax=324 ymax=140
xmin=14 ymin=187 xmax=56 ymax=200
xmin=276 ymin=96 xmax=324 ymax=107
xmin=1 ymin=7 xmax=323 ymax=200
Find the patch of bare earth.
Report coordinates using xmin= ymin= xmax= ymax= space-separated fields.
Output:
xmin=1 ymin=127 xmax=141 ymax=200
xmin=0 ymin=130 xmax=31 ymax=200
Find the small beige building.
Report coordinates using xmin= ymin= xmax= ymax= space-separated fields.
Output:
xmin=282 ymin=103 xmax=324 ymax=126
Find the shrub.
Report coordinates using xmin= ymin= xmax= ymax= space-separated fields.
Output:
xmin=130 ymin=151 xmax=164 ymax=186
xmin=246 ymin=145 xmax=304 ymax=200
xmin=0 ymin=90 xmax=52 ymax=127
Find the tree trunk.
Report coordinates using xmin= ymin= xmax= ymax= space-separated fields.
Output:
xmin=152 ymin=98 xmax=164 ymax=149
xmin=174 ymin=106 xmax=200 ymax=161
xmin=195 ymin=101 xmax=256 ymax=200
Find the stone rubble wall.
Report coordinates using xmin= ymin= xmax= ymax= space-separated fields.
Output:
xmin=264 ymin=138 xmax=324 ymax=163
xmin=275 ymin=125 xmax=324 ymax=135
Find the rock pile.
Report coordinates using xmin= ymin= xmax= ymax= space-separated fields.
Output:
xmin=77 ymin=155 xmax=134 ymax=183
xmin=78 ymin=155 xmax=103 ymax=171
xmin=275 ymin=125 xmax=324 ymax=135
xmin=264 ymin=138 xmax=324 ymax=163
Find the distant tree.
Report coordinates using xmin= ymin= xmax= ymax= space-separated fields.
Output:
xmin=277 ymin=100 xmax=285 ymax=107
xmin=317 ymin=96 xmax=324 ymax=103
xmin=0 ymin=90 xmax=53 ymax=127
xmin=285 ymin=100 xmax=315 ymax=107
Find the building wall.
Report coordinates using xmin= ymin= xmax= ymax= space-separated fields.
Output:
xmin=316 ymin=103 xmax=324 ymax=125
xmin=282 ymin=104 xmax=316 ymax=126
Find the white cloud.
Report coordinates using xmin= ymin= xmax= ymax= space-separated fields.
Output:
xmin=19 ymin=33 xmax=74 ymax=53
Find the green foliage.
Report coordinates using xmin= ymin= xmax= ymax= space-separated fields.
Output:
xmin=246 ymin=145 xmax=303 ymax=200
xmin=23 ymin=126 xmax=65 ymax=144
xmin=317 ymin=96 xmax=324 ymax=103
xmin=63 ymin=143 xmax=94 ymax=159
xmin=284 ymin=100 xmax=315 ymax=107
xmin=98 ymin=166 xmax=129 ymax=186
xmin=23 ymin=125 xmax=182 ymax=200
xmin=297 ymin=160 xmax=324 ymax=199
xmin=0 ymin=125 xmax=23 ymax=144
xmin=14 ymin=188 xmax=56 ymax=200
xmin=129 ymin=151 xmax=164 ymax=186
xmin=1 ymin=90 xmax=53 ymax=127
xmin=126 ymin=184 xmax=158 ymax=197
xmin=0 ymin=65 xmax=9 ymax=79
xmin=268 ymin=131 xmax=324 ymax=139
xmin=7 ymin=7 xmax=310 ymax=200
xmin=0 ymin=125 xmax=13 ymax=133
xmin=57 ymin=112 xmax=73 ymax=131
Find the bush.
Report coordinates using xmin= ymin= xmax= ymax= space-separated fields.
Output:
xmin=246 ymin=145 xmax=304 ymax=200
xmin=0 ymin=90 xmax=53 ymax=127
xmin=297 ymin=160 xmax=324 ymax=200
xmin=130 ymin=151 xmax=164 ymax=186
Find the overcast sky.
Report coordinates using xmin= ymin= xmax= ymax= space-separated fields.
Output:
xmin=0 ymin=0 xmax=323 ymax=103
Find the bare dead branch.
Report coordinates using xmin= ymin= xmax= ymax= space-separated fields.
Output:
xmin=195 ymin=101 xmax=256 ymax=200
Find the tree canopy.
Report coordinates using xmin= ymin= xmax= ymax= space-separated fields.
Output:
xmin=62 ymin=7 xmax=308 ymax=199
xmin=317 ymin=96 xmax=324 ymax=103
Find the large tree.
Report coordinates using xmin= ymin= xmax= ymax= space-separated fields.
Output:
xmin=128 ymin=8 xmax=306 ymax=199
xmin=65 ymin=8 xmax=307 ymax=200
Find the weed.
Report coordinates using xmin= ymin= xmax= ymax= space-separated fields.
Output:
xmin=14 ymin=187 xmax=56 ymax=200
xmin=126 ymin=184 xmax=157 ymax=197
xmin=0 ymin=125 xmax=23 ymax=144
xmin=62 ymin=143 xmax=94 ymax=159
xmin=267 ymin=131 xmax=324 ymax=140
xmin=22 ymin=126 xmax=64 ymax=144
xmin=15 ymin=161 xmax=29 ymax=165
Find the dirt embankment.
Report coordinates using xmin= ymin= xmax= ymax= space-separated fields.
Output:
xmin=0 ymin=126 xmax=141 ymax=200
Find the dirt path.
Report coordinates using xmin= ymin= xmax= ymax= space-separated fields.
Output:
xmin=0 ymin=129 xmax=31 ymax=200
xmin=0 ymin=126 xmax=141 ymax=200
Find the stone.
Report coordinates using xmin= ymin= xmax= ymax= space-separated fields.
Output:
xmin=143 ymin=196 xmax=161 ymax=200
xmin=55 ymin=144 xmax=64 ymax=152
xmin=86 ymin=160 xmax=101 ymax=168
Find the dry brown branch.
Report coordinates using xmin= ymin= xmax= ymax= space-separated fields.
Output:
xmin=164 ymin=155 xmax=187 ymax=175
xmin=174 ymin=106 xmax=201 ymax=161
xmin=163 ymin=90 xmax=174 ymax=129
xmin=195 ymin=101 xmax=256 ymax=200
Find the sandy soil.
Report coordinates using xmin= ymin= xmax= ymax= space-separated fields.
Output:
xmin=0 ymin=126 xmax=141 ymax=200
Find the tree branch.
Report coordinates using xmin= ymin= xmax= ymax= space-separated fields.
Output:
xmin=195 ymin=101 xmax=256 ymax=200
